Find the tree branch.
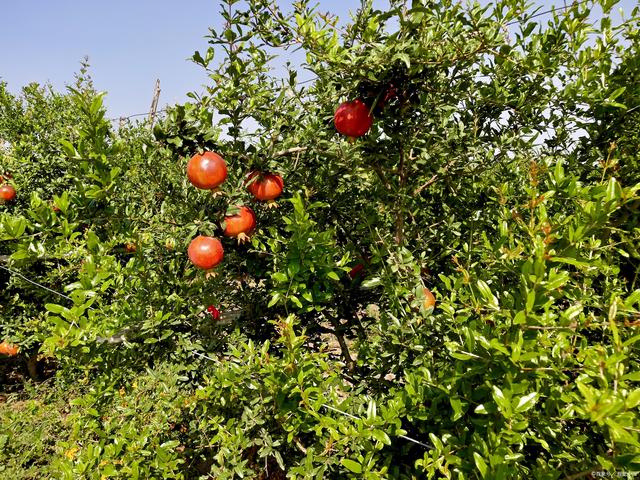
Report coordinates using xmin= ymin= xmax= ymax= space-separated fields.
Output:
xmin=273 ymin=146 xmax=307 ymax=157
xmin=325 ymin=313 xmax=355 ymax=372
xmin=413 ymin=159 xmax=458 ymax=195
xmin=395 ymin=146 xmax=407 ymax=245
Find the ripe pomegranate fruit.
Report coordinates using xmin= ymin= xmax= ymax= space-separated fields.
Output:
xmin=188 ymin=235 xmax=224 ymax=270
xmin=223 ymin=206 xmax=256 ymax=242
xmin=207 ymin=305 xmax=221 ymax=320
xmin=187 ymin=151 xmax=228 ymax=190
xmin=0 ymin=340 xmax=19 ymax=356
xmin=0 ymin=184 xmax=16 ymax=202
xmin=246 ymin=171 xmax=284 ymax=202
xmin=423 ymin=288 xmax=436 ymax=311
xmin=334 ymin=99 xmax=373 ymax=138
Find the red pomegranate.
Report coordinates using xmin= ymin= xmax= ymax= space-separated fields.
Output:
xmin=348 ymin=263 xmax=366 ymax=280
xmin=423 ymin=288 xmax=436 ymax=310
xmin=0 ymin=185 xmax=16 ymax=202
xmin=334 ymin=99 xmax=373 ymax=138
xmin=188 ymin=236 xmax=224 ymax=270
xmin=246 ymin=171 xmax=284 ymax=201
xmin=223 ymin=206 xmax=256 ymax=241
xmin=207 ymin=305 xmax=221 ymax=320
xmin=187 ymin=151 xmax=228 ymax=190
xmin=0 ymin=340 xmax=19 ymax=356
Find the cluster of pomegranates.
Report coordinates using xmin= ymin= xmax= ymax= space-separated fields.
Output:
xmin=0 ymin=174 xmax=16 ymax=204
xmin=185 ymin=151 xmax=283 ymax=271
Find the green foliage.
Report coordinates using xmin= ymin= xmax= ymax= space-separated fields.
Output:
xmin=0 ymin=382 xmax=72 ymax=478
xmin=1 ymin=0 xmax=640 ymax=478
xmin=264 ymin=193 xmax=350 ymax=313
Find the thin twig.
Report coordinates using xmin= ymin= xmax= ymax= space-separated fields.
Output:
xmin=395 ymin=145 xmax=407 ymax=246
xmin=273 ymin=146 xmax=307 ymax=157
xmin=414 ymin=159 xmax=458 ymax=195
xmin=505 ymin=0 xmax=590 ymax=26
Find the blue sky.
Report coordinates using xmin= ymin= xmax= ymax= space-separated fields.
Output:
xmin=0 ymin=1 xmax=636 ymax=119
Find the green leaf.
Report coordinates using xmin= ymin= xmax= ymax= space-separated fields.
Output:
xmin=451 ymin=350 xmax=482 ymax=360
xmin=192 ymin=50 xmax=209 ymax=67
xmin=10 ymin=249 xmax=30 ymax=260
xmin=272 ymin=272 xmax=288 ymax=283
xmin=605 ymin=177 xmax=622 ymax=202
xmin=608 ymin=86 xmax=626 ymax=101
xmin=429 ymin=433 xmax=443 ymax=450
xmin=267 ymin=293 xmax=281 ymax=308
xmin=341 ymin=459 xmax=362 ymax=474
xmin=622 ymin=371 xmax=640 ymax=381
xmin=514 ymin=392 xmax=538 ymax=413
xmin=450 ymin=396 xmax=466 ymax=421
xmin=513 ymin=310 xmax=526 ymax=325
xmin=371 ymin=429 xmax=391 ymax=445
xmin=623 ymin=335 xmax=640 ymax=348
xmin=492 ymin=386 xmax=512 ymax=418
xmin=473 ymin=452 xmax=488 ymax=478
xmin=605 ymin=419 xmax=640 ymax=446
xmin=549 ymin=256 xmax=592 ymax=268
xmin=601 ymin=100 xmax=627 ymax=110
xmin=367 ymin=399 xmax=377 ymax=419
xmin=327 ymin=271 xmax=340 ymax=281
xmin=477 ymin=280 xmax=499 ymax=308
xmin=624 ymin=290 xmax=640 ymax=308
xmin=60 ymin=139 xmax=77 ymax=158
xmin=562 ymin=304 xmax=583 ymax=321
xmin=45 ymin=303 xmax=67 ymax=314
xmin=361 ymin=277 xmax=381 ymax=289
xmin=544 ymin=271 xmax=569 ymax=291
xmin=526 ymin=290 xmax=536 ymax=312
xmin=626 ymin=389 xmax=640 ymax=409
xmin=289 ymin=295 xmax=303 ymax=308
xmin=89 ymin=94 xmax=104 ymax=117
xmin=393 ymin=52 xmax=411 ymax=68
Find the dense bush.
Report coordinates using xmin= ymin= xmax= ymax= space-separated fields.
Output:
xmin=1 ymin=0 xmax=640 ymax=478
